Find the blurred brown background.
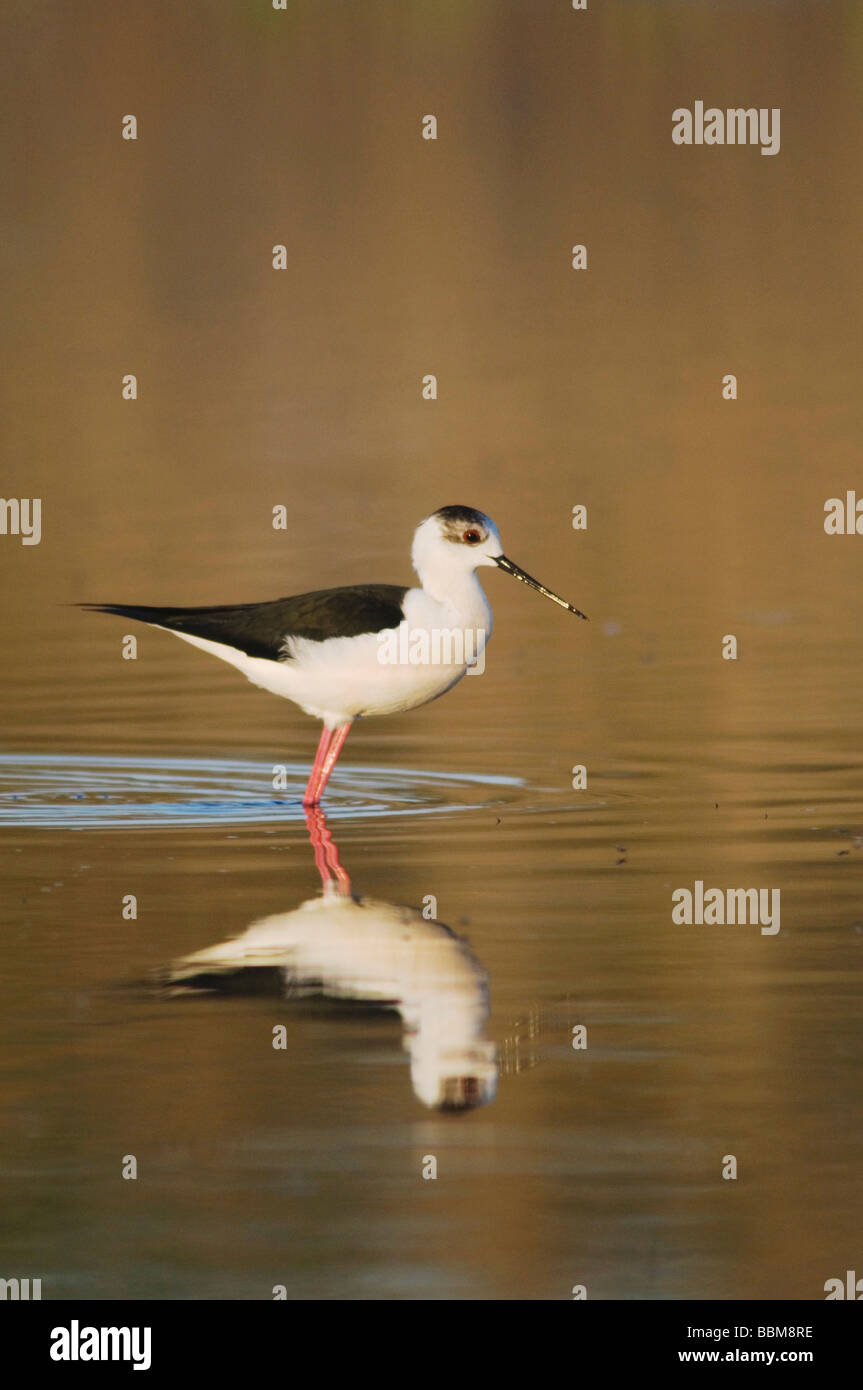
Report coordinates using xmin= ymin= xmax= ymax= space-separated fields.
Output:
xmin=1 ymin=0 xmax=862 ymax=1301
xmin=3 ymin=1 xmax=862 ymax=709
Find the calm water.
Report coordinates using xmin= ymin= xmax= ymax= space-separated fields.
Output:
xmin=2 ymin=1 xmax=862 ymax=1299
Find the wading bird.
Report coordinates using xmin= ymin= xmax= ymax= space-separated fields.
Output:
xmin=85 ymin=506 xmax=586 ymax=804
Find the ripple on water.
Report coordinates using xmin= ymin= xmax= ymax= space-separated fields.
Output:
xmin=0 ymin=754 xmax=526 ymax=829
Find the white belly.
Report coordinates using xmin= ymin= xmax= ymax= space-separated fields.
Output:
xmin=163 ymin=584 xmax=493 ymax=728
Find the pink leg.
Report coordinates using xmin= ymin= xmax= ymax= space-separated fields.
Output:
xmin=311 ymin=720 xmax=352 ymax=804
xmin=304 ymin=805 xmax=352 ymax=894
xmin=302 ymin=725 xmax=333 ymax=807
xmin=302 ymin=720 xmax=352 ymax=806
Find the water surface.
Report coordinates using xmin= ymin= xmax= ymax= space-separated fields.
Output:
xmin=2 ymin=0 xmax=862 ymax=1301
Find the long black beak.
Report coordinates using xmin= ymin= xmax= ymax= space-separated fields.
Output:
xmin=494 ymin=556 xmax=588 ymax=620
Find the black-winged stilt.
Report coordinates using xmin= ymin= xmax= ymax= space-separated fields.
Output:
xmin=84 ymin=506 xmax=586 ymax=804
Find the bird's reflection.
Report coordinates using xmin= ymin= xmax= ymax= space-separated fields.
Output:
xmin=163 ymin=808 xmax=497 ymax=1110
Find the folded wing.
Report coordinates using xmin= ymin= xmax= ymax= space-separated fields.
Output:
xmin=82 ymin=585 xmax=410 ymax=661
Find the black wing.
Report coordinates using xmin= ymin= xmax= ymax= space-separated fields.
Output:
xmin=81 ymin=585 xmax=409 ymax=661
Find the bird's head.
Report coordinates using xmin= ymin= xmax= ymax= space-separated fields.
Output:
xmin=411 ymin=505 xmax=503 ymax=581
xmin=412 ymin=505 xmax=587 ymax=618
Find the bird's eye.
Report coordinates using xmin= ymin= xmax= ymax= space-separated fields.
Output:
xmin=464 ymin=530 xmax=482 ymax=544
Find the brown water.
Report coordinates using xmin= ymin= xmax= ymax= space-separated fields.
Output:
xmin=2 ymin=1 xmax=862 ymax=1299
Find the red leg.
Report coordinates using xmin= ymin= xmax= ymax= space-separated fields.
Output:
xmin=304 ymin=805 xmax=352 ymax=894
xmin=302 ymin=725 xmax=333 ymax=807
xmin=310 ymin=720 xmax=352 ymax=804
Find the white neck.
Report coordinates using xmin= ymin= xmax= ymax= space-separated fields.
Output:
xmin=418 ymin=560 xmax=490 ymax=615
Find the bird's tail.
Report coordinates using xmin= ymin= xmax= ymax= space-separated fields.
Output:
xmin=78 ymin=603 xmax=180 ymax=625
